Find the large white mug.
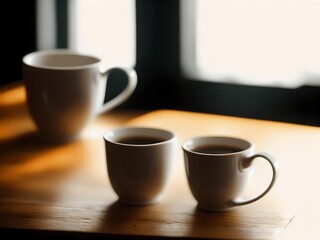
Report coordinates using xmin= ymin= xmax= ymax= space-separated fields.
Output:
xmin=23 ymin=49 xmax=137 ymax=143
xmin=182 ymin=136 xmax=279 ymax=212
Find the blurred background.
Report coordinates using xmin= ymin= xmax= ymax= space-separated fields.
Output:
xmin=2 ymin=0 xmax=320 ymax=126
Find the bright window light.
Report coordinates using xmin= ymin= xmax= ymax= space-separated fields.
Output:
xmin=181 ymin=0 xmax=320 ymax=88
xmin=68 ymin=0 xmax=136 ymax=68
xmin=36 ymin=0 xmax=56 ymax=50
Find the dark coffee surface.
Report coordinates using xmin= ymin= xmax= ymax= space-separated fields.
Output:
xmin=192 ymin=145 xmax=243 ymax=154
xmin=117 ymin=136 xmax=163 ymax=145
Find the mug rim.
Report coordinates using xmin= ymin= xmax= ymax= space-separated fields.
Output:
xmin=22 ymin=49 xmax=101 ymax=70
xmin=103 ymin=126 xmax=176 ymax=147
xmin=182 ymin=136 xmax=253 ymax=156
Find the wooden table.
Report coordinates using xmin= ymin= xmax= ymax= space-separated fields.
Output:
xmin=1 ymin=83 xmax=320 ymax=239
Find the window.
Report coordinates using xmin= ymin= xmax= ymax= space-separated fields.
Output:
xmin=181 ymin=0 xmax=320 ymax=88
xmin=68 ymin=0 xmax=136 ymax=68
xmin=11 ymin=0 xmax=320 ymax=127
xmin=37 ymin=0 xmax=136 ymax=69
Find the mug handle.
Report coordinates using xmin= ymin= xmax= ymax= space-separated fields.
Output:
xmin=97 ymin=67 xmax=137 ymax=115
xmin=230 ymin=152 xmax=279 ymax=207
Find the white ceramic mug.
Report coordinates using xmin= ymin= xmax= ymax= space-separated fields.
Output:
xmin=23 ymin=49 xmax=137 ymax=143
xmin=103 ymin=127 xmax=176 ymax=205
xmin=182 ymin=136 xmax=279 ymax=212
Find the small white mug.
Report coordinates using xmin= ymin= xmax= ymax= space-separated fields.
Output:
xmin=23 ymin=49 xmax=137 ymax=143
xmin=182 ymin=136 xmax=279 ymax=212
xmin=103 ymin=127 xmax=176 ymax=205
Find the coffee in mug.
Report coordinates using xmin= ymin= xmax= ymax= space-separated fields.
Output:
xmin=192 ymin=145 xmax=243 ymax=154
xmin=116 ymin=136 xmax=164 ymax=145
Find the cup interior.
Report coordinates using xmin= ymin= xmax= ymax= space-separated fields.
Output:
xmin=182 ymin=136 xmax=252 ymax=155
xmin=104 ymin=127 xmax=175 ymax=146
xmin=23 ymin=49 xmax=100 ymax=69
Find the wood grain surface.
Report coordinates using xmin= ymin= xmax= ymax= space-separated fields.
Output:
xmin=1 ymin=84 xmax=319 ymax=239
